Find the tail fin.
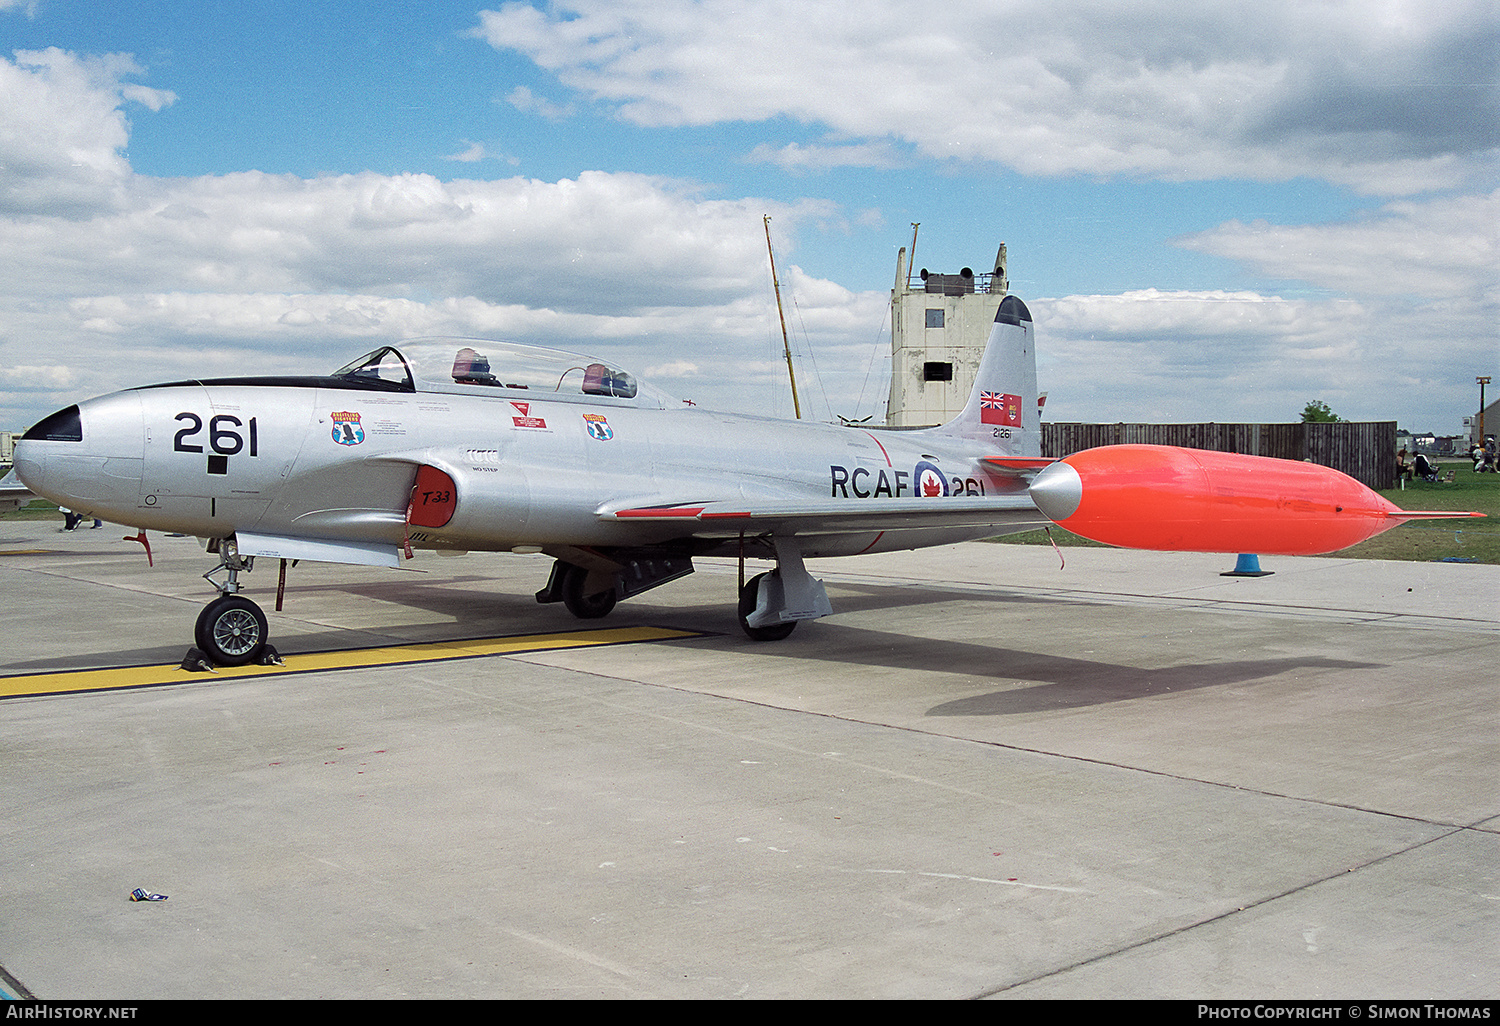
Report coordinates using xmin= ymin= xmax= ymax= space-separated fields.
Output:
xmin=928 ymin=294 xmax=1039 ymax=457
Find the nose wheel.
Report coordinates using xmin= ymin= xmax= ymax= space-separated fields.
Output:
xmin=194 ymin=595 xmax=269 ymax=666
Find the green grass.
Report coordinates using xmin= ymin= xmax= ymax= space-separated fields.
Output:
xmin=1 ymin=500 xmax=68 ymax=522
xmin=1336 ymin=461 xmax=1498 ymax=564
xmin=992 ymin=459 xmax=1500 ymax=564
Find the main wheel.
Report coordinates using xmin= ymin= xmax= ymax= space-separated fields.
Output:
xmin=194 ymin=595 xmax=268 ymax=666
xmin=738 ymin=572 xmax=797 ymax=641
xmin=561 ymin=564 xmax=617 ymax=619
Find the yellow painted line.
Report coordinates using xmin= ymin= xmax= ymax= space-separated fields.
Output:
xmin=0 ymin=625 xmax=705 ymax=700
xmin=0 ymin=549 xmax=55 ymax=556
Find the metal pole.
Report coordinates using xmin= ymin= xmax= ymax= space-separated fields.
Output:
xmin=764 ymin=216 xmax=802 ymax=420
xmin=908 ymin=222 xmax=920 ymax=289
xmin=1479 ymin=376 xmax=1491 ymax=451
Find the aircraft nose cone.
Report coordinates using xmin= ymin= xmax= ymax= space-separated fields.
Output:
xmin=13 ymin=403 xmax=83 ymax=492
xmin=1029 ymin=460 xmax=1082 ymax=522
xmin=14 ymin=396 xmax=145 ymax=512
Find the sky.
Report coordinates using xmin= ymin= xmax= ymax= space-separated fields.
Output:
xmin=0 ymin=0 xmax=1495 ymax=434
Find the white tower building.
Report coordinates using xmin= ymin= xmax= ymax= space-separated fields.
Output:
xmin=887 ymin=242 xmax=1009 ymax=427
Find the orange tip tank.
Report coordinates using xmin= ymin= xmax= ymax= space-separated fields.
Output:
xmin=1028 ymin=445 xmax=1483 ymax=556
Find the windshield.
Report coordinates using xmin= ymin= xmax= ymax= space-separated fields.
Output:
xmin=332 ymin=338 xmax=673 ymax=407
xmin=332 ymin=347 xmax=414 ymax=390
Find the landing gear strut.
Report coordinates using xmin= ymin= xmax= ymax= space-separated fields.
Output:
xmin=196 ymin=538 xmax=269 ymax=666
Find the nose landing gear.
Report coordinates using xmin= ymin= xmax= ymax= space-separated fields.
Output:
xmin=194 ymin=539 xmax=270 ymax=666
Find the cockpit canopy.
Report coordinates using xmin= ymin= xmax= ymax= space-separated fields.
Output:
xmin=332 ymin=339 xmax=671 ymax=408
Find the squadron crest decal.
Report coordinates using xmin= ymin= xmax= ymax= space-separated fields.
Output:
xmin=583 ymin=413 xmax=613 ymax=441
xmin=330 ymin=411 xmax=364 ymax=446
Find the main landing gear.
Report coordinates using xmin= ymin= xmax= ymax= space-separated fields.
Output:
xmin=735 ymin=537 xmax=832 ymax=641
xmin=536 ymin=552 xmax=692 ymax=622
xmin=537 ymin=540 xmax=832 ymax=642
xmin=194 ymin=538 xmax=271 ymax=666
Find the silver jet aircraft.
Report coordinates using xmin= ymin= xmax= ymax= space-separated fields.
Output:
xmin=13 ymin=296 xmax=1469 ymax=665
xmin=13 ymin=298 xmax=1058 ymax=664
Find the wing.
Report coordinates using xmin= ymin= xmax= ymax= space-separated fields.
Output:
xmin=0 ymin=468 xmax=35 ymax=512
xmin=601 ymin=494 xmax=1049 ymax=537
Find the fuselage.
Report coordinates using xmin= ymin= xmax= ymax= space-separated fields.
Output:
xmin=14 ymin=340 xmax=1035 ymax=563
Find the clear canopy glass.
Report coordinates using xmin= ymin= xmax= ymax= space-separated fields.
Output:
xmin=333 ymin=338 xmax=673 ymax=408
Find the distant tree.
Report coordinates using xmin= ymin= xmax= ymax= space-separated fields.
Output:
xmin=1301 ymin=400 xmax=1342 ymax=423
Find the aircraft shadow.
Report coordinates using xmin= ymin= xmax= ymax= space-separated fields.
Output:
xmin=682 ymin=620 xmax=1384 ymax=717
xmin=267 ymin=578 xmax=1386 ymax=718
xmin=922 ymin=654 xmax=1381 ymax=716
xmin=817 ymin=579 xmax=1074 ymax=616
xmin=2 ymin=645 xmax=213 ymax=674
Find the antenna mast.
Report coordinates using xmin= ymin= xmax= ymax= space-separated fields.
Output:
xmin=764 ymin=215 xmax=802 ymax=420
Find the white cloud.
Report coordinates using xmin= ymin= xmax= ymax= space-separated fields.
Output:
xmin=0 ymin=364 xmax=74 ymax=390
xmin=0 ymin=49 xmax=872 ymax=424
xmin=473 ymin=0 xmax=1500 ymax=195
xmin=1041 ymin=289 xmax=1359 ymax=347
xmin=1033 ymin=284 xmax=1491 ymax=433
xmin=1143 ymin=191 xmax=1498 ymax=432
xmin=443 ymin=141 xmax=489 ymax=163
xmin=0 ymin=163 xmax=838 ymax=307
xmin=643 ymin=359 xmax=701 ymax=378
xmin=1176 ymin=190 xmax=1500 ymax=302
xmin=0 ymin=48 xmax=175 ymax=216
xmin=745 ymin=139 xmax=908 ymax=173
xmin=505 ymin=85 xmax=576 ymax=121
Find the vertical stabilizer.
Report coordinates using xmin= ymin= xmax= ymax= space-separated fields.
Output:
xmin=928 ymin=295 xmax=1039 ymax=456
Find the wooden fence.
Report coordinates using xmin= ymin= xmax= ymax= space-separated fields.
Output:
xmin=1040 ymin=422 xmax=1398 ymax=490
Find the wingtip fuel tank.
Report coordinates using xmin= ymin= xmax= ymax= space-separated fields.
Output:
xmin=1029 ymin=445 xmax=1484 ymax=556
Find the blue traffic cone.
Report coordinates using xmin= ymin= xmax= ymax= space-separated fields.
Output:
xmin=1221 ymin=553 xmax=1273 ymax=577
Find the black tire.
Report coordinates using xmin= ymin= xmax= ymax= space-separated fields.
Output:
xmin=737 ymin=572 xmax=797 ymax=641
xmin=194 ymin=595 xmax=268 ymax=666
xmin=561 ymin=564 xmax=617 ymax=619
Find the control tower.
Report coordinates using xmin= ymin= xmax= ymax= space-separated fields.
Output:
xmin=887 ymin=241 xmax=1009 ymax=427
